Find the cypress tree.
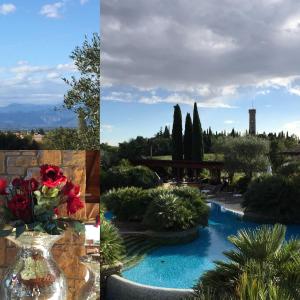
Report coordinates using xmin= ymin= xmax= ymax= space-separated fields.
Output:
xmin=172 ymin=104 xmax=183 ymax=160
xmin=163 ymin=126 xmax=170 ymax=138
xmin=192 ymin=102 xmax=204 ymax=161
xmin=184 ymin=113 xmax=193 ymax=160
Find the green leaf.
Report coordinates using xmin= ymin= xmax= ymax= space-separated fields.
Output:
xmin=42 ymin=185 xmax=49 ymax=194
xmin=33 ymin=224 xmax=45 ymax=232
xmin=45 ymin=188 xmax=60 ymax=198
xmin=0 ymin=229 xmax=13 ymax=237
xmin=34 ymin=190 xmax=41 ymax=199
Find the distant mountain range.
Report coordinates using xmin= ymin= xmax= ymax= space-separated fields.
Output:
xmin=0 ymin=103 xmax=77 ymax=129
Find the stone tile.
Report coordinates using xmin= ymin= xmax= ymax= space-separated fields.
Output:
xmin=63 ymin=151 xmax=85 ymax=167
xmin=26 ymin=167 xmax=41 ymax=180
xmin=4 ymin=152 xmax=20 ymax=156
xmin=7 ymin=156 xmax=38 ymax=167
xmin=21 ymin=151 xmax=37 ymax=156
xmin=37 ymin=150 xmax=62 ymax=165
xmin=7 ymin=167 xmax=25 ymax=176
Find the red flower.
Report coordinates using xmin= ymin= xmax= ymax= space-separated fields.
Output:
xmin=27 ymin=178 xmax=39 ymax=191
xmin=40 ymin=165 xmax=66 ymax=188
xmin=63 ymin=181 xmax=83 ymax=215
xmin=12 ymin=178 xmax=24 ymax=187
xmin=12 ymin=178 xmax=39 ymax=193
xmin=0 ymin=179 xmax=7 ymax=195
xmin=7 ymin=194 xmax=32 ymax=222
xmin=63 ymin=181 xmax=80 ymax=197
xmin=67 ymin=196 xmax=84 ymax=215
xmin=54 ymin=207 xmax=59 ymax=216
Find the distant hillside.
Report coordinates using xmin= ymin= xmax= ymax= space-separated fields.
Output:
xmin=0 ymin=103 xmax=77 ymax=129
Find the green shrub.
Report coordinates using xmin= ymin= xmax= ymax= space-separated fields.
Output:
xmin=243 ymin=175 xmax=300 ymax=223
xmin=100 ymin=221 xmax=125 ymax=266
xmin=233 ymin=176 xmax=252 ymax=194
xmin=101 ymin=165 xmax=160 ymax=192
xmin=101 ymin=187 xmax=151 ymax=221
xmin=277 ymin=161 xmax=300 ymax=177
xmin=143 ymin=192 xmax=194 ymax=231
xmin=143 ymin=187 xmax=209 ymax=231
xmin=102 ymin=186 xmax=209 ymax=230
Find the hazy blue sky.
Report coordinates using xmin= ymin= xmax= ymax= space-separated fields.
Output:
xmin=102 ymin=0 xmax=300 ymax=145
xmin=0 ymin=0 xmax=99 ymax=106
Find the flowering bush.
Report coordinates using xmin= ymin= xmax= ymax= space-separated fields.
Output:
xmin=0 ymin=165 xmax=85 ymax=237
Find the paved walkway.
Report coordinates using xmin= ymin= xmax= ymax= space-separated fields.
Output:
xmin=205 ymin=191 xmax=245 ymax=214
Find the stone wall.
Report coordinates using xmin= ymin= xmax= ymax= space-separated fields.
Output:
xmin=0 ymin=150 xmax=86 ymax=198
xmin=0 ymin=150 xmax=89 ymax=300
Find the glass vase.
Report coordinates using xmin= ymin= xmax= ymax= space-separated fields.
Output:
xmin=0 ymin=231 xmax=67 ymax=300
xmin=77 ymin=254 xmax=100 ymax=300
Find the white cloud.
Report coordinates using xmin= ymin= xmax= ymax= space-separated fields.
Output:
xmin=101 ymin=124 xmax=113 ymax=132
xmin=138 ymin=93 xmax=236 ymax=108
xmin=0 ymin=61 xmax=78 ymax=105
xmin=0 ymin=3 xmax=16 ymax=15
xmin=80 ymin=0 xmax=89 ymax=4
xmin=288 ymin=86 xmax=300 ymax=96
xmin=256 ymin=90 xmax=270 ymax=95
xmin=102 ymin=0 xmax=300 ymax=103
xmin=224 ymin=120 xmax=234 ymax=124
xmin=56 ymin=63 xmax=76 ymax=72
xmin=283 ymin=120 xmax=300 ymax=136
xmin=40 ymin=2 xmax=64 ymax=18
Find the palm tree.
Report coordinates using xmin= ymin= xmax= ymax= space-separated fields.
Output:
xmin=193 ymin=224 xmax=300 ymax=299
xmin=100 ymin=220 xmax=125 ymax=266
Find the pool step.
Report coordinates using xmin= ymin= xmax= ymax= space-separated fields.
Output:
xmin=121 ymin=235 xmax=159 ymax=269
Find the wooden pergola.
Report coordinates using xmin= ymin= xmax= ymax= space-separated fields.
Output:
xmin=133 ymin=159 xmax=225 ymax=183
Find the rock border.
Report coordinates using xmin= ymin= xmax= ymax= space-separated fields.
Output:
xmin=106 ymin=274 xmax=193 ymax=300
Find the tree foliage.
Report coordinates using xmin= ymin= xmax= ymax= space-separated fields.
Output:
xmin=192 ymin=102 xmax=204 ymax=161
xmin=269 ymin=138 xmax=286 ymax=172
xmin=63 ymin=33 xmax=100 ymax=149
xmin=172 ymin=104 xmax=183 ymax=160
xmin=43 ymin=128 xmax=81 ymax=149
xmin=194 ymin=224 xmax=300 ymax=300
xmin=101 ymin=164 xmax=160 ymax=193
xmin=243 ymin=175 xmax=300 ymax=223
xmin=214 ymin=136 xmax=269 ymax=179
xmin=184 ymin=113 xmax=193 ymax=160
xmin=0 ymin=132 xmax=40 ymax=149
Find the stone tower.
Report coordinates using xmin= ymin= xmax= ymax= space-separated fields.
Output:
xmin=249 ymin=109 xmax=256 ymax=135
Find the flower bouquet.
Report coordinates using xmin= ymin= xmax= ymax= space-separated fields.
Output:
xmin=0 ymin=165 xmax=85 ymax=300
xmin=0 ymin=164 xmax=85 ymax=237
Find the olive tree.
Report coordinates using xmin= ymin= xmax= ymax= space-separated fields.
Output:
xmin=63 ymin=33 xmax=100 ymax=149
xmin=214 ymin=136 xmax=270 ymax=180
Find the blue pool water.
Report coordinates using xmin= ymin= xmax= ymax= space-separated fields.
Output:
xmin=104 ymin=211 xmax=113 ymax=221
xmin=122 ymin=202 xmax=300 ymax=289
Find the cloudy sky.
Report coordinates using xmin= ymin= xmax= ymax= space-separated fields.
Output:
xmin=0 ymin=0 xmax=98 ymax=106
xmin=101 ymin=0 xmax=300 ymax=145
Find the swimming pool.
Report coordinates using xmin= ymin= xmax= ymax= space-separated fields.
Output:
xmin=122 ymin=202 xmax=300 ymax=289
